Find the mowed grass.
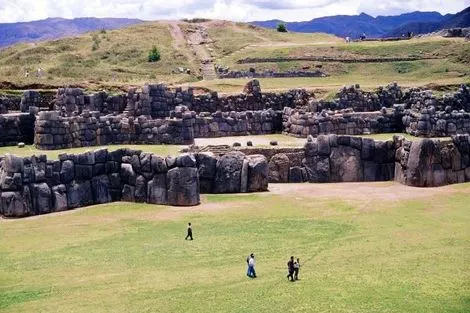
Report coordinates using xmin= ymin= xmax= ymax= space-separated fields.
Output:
xmin=0 ymin=144 xmax=183 ymax=159
xmin=0 ymin=133 xmax=428 ymax=159
xmin=1 ymin=183 xmax=469 ymax=313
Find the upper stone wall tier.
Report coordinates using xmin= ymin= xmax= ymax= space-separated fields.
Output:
xmin=34 ymin=108 xmax=195 ymax=150
xmin=54 ymin=88 xmax=127 ymax=117
xmin=52 ymin=81 xmax=315 ymax=118
xmin=0 ymin=149 xmax=269 ymax=218
xmin=0 ymin=113 xmax=35 ymax=146
xmin=282 ymin=107 xmax=403 ymax=138
xmin=193 ymin=109 xmax=282 ymax=138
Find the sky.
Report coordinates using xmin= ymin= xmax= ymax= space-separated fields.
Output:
xmin=0 ymin=0 xmax=469 ymax=23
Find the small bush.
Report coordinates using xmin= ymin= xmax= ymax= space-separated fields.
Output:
xmin=92 ymin=41 xmax=100 ymax=51
xmin=100 ymin=29 xmax=107 ymax=34
xmin=277 ymin=23 xmax=287 ymax=33
xmin=148 ymin=46 xmax=161 ymax=62
xmin=91 ymin=34 xmax=101 ymax=51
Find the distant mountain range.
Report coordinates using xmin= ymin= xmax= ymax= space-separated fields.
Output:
xmin=386 ymin=7 xmax=470 ymax=37
xmin=253 ymin=7 xmax=470 ymax=38
xmin=0 ymin=8 xmax=468 ymax=48
xmin=0 ymin=17 xmax=143 ymax=47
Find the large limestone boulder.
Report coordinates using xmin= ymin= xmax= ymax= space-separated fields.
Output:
xmin=246 ymin=155 xmax=269 ymax=192
xmin=147 ymin=174 xmax=168 ymax=204
xmin=330 ymin=146 xmax=363 ymax=182
xmin=31 ymin=183 xmax=51 ymax=214
xmin=167 ymin=167 xmax=200 ymax=206
xmin=120 ymin=163 xmax=136 ymax=185
xmin=268 ymin=153 xmax=290 ymax=183
xmin=406 ymin=139 xmax=436 ymax=187
xmin=196 ymin=152 xmax=217 ymax=193
xmin=121 ymin=184 xmax=135 ymax=202
xmin=134 ymin=175 xmax=147 ymax=203
xmin=176 ymin=153 xmax=197 ymax=167
xmin=1 ymin=191 xmax=31 ymax=217
xmin=67 ymin=181 xmax=93 ymax=209
xmin=91 ymin=175 xmax=112 ymax=204
xmin=52 ymin=184 xmax=68 ymax=212
xmin=60 ymin=160 xmax=75 ymax=184
xmin=214 ymin=151 xmax=245 ymax=193
xmin=303 ymin=156 xmax=330 ymax=183
xmin=289 ymin=166 xmax=306 ymax=183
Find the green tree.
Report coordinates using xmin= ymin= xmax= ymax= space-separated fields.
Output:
xmin=148 ymin=46 xmax=161 ymax=62
xmin=277 ymin=23 xmax=287 ymax=33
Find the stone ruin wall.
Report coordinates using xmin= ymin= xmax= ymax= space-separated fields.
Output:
xmin=216 ymin=67 xmax=327 ymax=79
xmin=0 ymin=149 xmax=269 ymax=218
xmin=2 ymin=133 xmax=469 ymax=219
xmin=34 ymin=109 xmax=195 ymax=150
xmin=282 ymin=83 xmax=470 ymax=139
xmin=241 ymin=134 xmax=470 ymax=187
xmin=0 ymin=80 xmax=468 ymax=152
xmin=0 ymin=113 xmax=35 ymax=146
xmin=283 ymin=108 xmax=401 ymax=137
xmin=395 ymin=135 xmax=470 ymax=187
xmin=402 ymin=85 xmax=470 ymax=137
xmin=33 ymin=81 xmax=311 ymax=149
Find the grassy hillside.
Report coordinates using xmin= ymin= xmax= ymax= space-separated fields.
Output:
xmin=1 ymin=182 xmax=469 ymax=312
xmin=198 ymin=37 xmax=470 ymax=93
xmin=0 ymin=20 xmax=468 ymax=94
xmin=0 ymin=22 xmax=194 ymax=89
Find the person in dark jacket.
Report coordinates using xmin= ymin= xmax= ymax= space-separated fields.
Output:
xmin=185 ymin=222 xmax=193 ymax=240
xmin=287 ymin=256 xmax=295 ymax=281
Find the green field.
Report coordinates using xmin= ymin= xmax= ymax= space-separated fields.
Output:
xmin=1 ymin=182 xmax=469 ymax=313
xmin=0 ymin=144 xmax=183 ymax=159
xmin=0 ymin=133 xmax=433 ymax=159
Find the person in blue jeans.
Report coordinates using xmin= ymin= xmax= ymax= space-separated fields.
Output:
xmin=246 ymin=253 xmax=256 ymax=278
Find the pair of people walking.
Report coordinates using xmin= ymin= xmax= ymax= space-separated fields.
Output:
xmin=287 ymin=256 xmax=300 ymax=281
xmin=246 ymin=253 xmax=256 ymax=278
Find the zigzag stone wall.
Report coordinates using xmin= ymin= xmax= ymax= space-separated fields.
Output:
xmin=0 ymin=149 xmax=269 ymax=218
xmin=239 ymin=134 xmax=470 ymax=187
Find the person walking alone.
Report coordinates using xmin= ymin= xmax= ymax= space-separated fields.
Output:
xmin=294 ymin=258 xmax=300 ymax=280
xmin=287 ymin=256 xmax=295 ymax=281
xmin=246 ymin=253 xmax=256 ymax=278
xmin=185 ymin=222 xmax=193 ymax=240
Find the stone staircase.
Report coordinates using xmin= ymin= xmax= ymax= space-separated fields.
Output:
xmin=199 ymin=145 xmax=232 ymax=156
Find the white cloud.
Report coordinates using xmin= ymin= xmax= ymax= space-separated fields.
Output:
xmin=0 ymin=0 xmax=468 ymax=23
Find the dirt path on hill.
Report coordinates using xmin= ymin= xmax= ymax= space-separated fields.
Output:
xmin=184 ymin=25 xmax=217 ymax=80
xmin=167 ymin=21 xmax=199 ymax=76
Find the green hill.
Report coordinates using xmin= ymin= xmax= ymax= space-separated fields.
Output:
xmin=0 ymin=20 xmax=468 ymax=93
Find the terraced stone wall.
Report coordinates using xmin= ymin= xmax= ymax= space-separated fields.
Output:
xmin=0 ymin=149 xmax=268 ymax=218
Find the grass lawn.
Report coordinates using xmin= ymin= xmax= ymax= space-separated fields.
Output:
xmin=0 ymin=133 xmax=442 ymax=159
xmin=0 ymin=144 xmax=183 ymax=159
xmin=0 ymin=182 xmax=469 ymax=313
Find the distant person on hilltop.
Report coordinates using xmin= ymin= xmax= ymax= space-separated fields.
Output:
xmin=360 ymin=33 xmax=366 ymax=41
xmin=185 ymin=222 xmax=193 ymax=240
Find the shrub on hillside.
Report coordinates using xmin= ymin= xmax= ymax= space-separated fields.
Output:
xmin=277 ymin=23 xmax=287 ymax=33
xmin=148 ymin=46 xmax=161 ymax=62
